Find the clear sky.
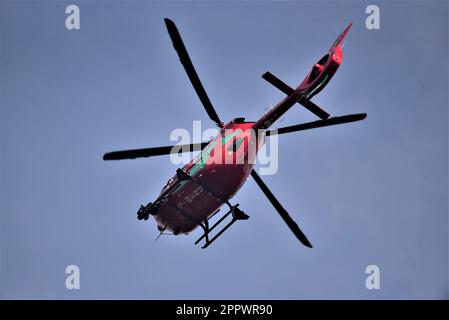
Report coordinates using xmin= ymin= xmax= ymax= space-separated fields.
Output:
xmin=1 ymin=0 xmax=448 ymax=299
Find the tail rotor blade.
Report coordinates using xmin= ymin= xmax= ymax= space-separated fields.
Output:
xmin=250 ymin=170 xmax=313 ymax=248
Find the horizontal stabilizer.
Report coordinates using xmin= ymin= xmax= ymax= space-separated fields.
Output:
xmin=262 ymin=71 xmax=293 ymax=96
xmin=298 ymin=97 xmax=331 ymax=120
xmin=262 ymin=71 xmax=330 ymax=119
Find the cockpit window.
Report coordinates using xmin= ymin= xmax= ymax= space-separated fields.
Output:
xmin=227 ymin=137 xmax=244 ymax=152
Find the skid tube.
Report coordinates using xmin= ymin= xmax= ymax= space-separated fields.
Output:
xmin=195 ymin=202 xmax=249 ymax=249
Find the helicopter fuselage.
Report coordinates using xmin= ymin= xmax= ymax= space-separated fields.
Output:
xmin=153 ymin=121 xmax=259 ymax=234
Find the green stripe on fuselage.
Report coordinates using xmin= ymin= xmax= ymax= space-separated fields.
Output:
xmin=187 ymin=129 xmax=242 ymax=176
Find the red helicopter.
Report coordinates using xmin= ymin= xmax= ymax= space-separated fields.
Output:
xmin=103 ymin=18 xmax=366 ymax=249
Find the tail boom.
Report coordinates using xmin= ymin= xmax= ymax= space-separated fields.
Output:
xmin=254 ymin=23 xmax=352 ymax=130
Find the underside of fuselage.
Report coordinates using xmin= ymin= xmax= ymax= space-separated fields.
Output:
xmin=153 ymin=121 xmax=258 ymax=234
xmin=154 ymin=162 xmax=253 ymax=234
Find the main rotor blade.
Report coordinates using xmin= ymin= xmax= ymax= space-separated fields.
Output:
xmin=265 ymin=113 xmax=366 ymax=136
xmin=250 ymin=170 xmax=313 ymax=248
xmin=103 ymin=142 xmax=209 ymax=161
xmin=164 ymin=18 xmax=223 ymax=127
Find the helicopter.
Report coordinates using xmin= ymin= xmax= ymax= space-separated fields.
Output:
xmin=103 ymin=18 xmax=366 ymax=249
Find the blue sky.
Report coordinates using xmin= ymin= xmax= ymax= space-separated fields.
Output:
xmin=1 ymin=1 xmax=448 ymax=299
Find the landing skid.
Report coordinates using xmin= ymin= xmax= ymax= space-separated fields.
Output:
xmin=195 ymin=202 xmax=249 ymax=249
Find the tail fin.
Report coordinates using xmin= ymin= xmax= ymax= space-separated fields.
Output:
xmin=330 ymin=22 xmax=352 ymax=51
xmin=254 ymin=22 xmax=354 ymax=129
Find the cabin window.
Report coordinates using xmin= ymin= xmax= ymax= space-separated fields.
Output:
xmin=228 ymin=137 xmax=244 ymax=152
